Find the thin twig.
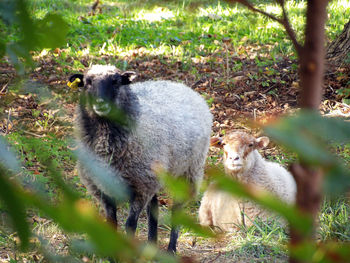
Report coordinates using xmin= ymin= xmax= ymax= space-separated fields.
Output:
xmin=6 ymin=109 xmax=11 ymax=135
xmin=227 ymin=0 xmax=302 ymax=55
xmin=225 ymin=44 xmax=229 ymax=85
xmin=0 ymin=83 xmax=8 ymax=94
xmin=20 ymin=129 xmax=45 ymax=138
xmin=280 ymin=2 xmax=303 ymax=55
xmin=208 ymin=252 xmax=222 ymax=263
xmin=231 ymin=0 xmax=282 ymax=23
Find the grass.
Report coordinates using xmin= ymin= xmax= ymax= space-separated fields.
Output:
xmin=1 ymin=0 xmax=350 ymax=262
xmin=4 ymin=0 xmax=345 ymax=71
xmin=319 ymin=198 xmax=350 ymax=242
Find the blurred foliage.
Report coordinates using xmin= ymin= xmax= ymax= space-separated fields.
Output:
xmin=264 ymin=110 xmax=350 ymax=196
xmin=0 ymin=0 xmax=68 ymax=73
xmin=290 ymin=241 xmax=350 ymax=263
xmin=207 ymin=167 xmax=313 ymax=235
xmin=0 ymin=137 xmax=178 ymax=262
xmin=0 ymin=0 xmax=350 ymax=262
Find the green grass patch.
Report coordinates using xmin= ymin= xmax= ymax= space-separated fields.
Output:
xmin=3 ymin=132 xmax=80 ymax=199
xmin=319 ymin=198 xmax=350 ymax=242
xmin=3 ymin=0 xmax=346 ymax=69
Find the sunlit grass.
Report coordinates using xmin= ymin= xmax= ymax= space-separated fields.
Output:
xmin=135 ymin=7 xmax=175 ymax=21
xmin=17 ymin=0 xmax=349 ymax=65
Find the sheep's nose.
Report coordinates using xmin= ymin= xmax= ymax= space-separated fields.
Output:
xmin=229 ymin=155 xmax=240 ymax=161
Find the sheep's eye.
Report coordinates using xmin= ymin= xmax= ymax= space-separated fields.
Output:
xmin=111 ymin=76 xmax=121 ymax=85
xmin=248 ymin=143 xmax=254 ymax=147
xmin=85 ymin=78 xmax=92 ymax=85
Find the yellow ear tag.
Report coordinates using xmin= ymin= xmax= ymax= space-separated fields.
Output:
xmin=67 ymin=78 xmax=81 ymax=90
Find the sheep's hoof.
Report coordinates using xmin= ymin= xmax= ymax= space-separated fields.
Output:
xmin=167 ymin=246 xmax=177 ymax=255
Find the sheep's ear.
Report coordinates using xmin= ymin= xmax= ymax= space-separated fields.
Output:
xmin=210 ymin=137 xmax=224 ymax=148
xmin=121 ymin=71 xmax=137 ymax=85
xmin=256 ymin=136 xmax=269 ymax=149
xmin=68 ymin=74 xmax=84 ymax=88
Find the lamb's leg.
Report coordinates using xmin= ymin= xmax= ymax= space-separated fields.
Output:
xmin=102 ymin=194 xmax=117 ymax=228
xmin=198 ymin=192 xmax=213 ymax=227
xmin=167 ymin=203 xmax=182 ymax=253
xmin=147 ymin=194 xmax=158 ymax=243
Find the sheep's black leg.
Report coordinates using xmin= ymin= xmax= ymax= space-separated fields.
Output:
xmin=102 ymin=194 xmax=117 ymax=228
xmin=168 ymin=226 xmax=179 ymax=253
xmin=147 ymin=194 xmax=158 ymax=243
xmin=125 ymin=193 xmax=143 ymax=236
xmin=167 ymin=203 xmax=182 ymax=253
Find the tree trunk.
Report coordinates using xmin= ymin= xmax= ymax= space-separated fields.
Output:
xmin=290 ymin=1 xmax=329 ymax=262
xmin=299 ymin=0 xmax=328 ymax=109
xmin=227 ymin=1 xmax=331 ymax=262
xmin=326 ymin=20 xmax=350 ymax=66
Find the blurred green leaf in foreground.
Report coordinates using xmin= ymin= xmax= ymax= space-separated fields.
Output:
xmin=0 ymin=0 xmax=68 ymax=73
xmin=264 ymin=110 xmax=350 ymax=196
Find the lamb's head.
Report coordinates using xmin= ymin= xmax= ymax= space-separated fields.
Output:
xmin=69 ymin=65 xmax=136 ymax=117
xmin=211 ymin=131 xmax=269 ymax=174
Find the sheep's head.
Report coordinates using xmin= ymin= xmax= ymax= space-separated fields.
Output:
xmin=69 ymin=65 xmax=136 ymax=117
xmin=211 ymin=131 xmax=269 ymax=174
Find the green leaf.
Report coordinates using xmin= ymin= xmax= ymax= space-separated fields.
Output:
xmin=290 ymin=241 xmax=350 ymax=263
xmin=264 ymin=110 xmax=350 ymax=196
xmin=35 ymin=13 xmax=69 ymax=49
xmin=0 ymin=137 xmax=21 ymax=173
xmin=0 ymin=39 xmax=5 ymax=58
xmin=324 ymin=164 xmax=350 ymax=196
xmin=75 ymin=145 xmax=129 ymax=202
xmin=158 ymin=171 xmax=193 ymax=203
xmin=171 ymin=210 xmax=215 ymax=237
xmin=264 ymin=110 xmax=350 ymax=165
xmin=0 ymin=167 xmax=30 ymax=250
xmin=0 ymin=0 xmax=68 ymax=73
xmin=207 ymin=167 xmax=313 ymax=235
xmin=6 ymin=42 xmax=33 ymax=74
xmin=0 ymin=138 xmax=30 ymax=249
xmin=265 ymin=125 xmax=333 ymax=166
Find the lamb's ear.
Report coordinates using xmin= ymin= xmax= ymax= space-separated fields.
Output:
xmin=210 ymin=137 xmax=224 ymax=148
xmin=68 ymin=74 xmax=84 ymax=88
xmin=256 ymin=136 xmax=269 ymax=149
xmin=121 ymin=71 xmax=137 ymax=85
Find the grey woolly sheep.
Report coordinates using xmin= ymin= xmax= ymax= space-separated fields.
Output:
xmin=70 ymin=65 xmax=212 ymax=252
xmin=199 ymin=130 xmax=296 ymax=232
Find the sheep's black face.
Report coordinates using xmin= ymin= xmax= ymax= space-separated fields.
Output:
xmin=69 ymin=66 xmax=136 ymax=117
xmin=84 ymin=75 xmax=117 ymax=116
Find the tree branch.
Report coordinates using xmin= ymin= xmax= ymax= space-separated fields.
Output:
xmin=231 ymin=0 xmax=282 ymax=23
xmin=227 ymin=0 xmax=302 ymax=55
xmin=279 ymin=3 xmax=303 ymax=55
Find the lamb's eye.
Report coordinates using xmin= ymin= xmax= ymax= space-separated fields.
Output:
xmin=85 ymin=78 xmax=92 ymax=85
xmin=248 ymin=143 xmax=254 ymax=147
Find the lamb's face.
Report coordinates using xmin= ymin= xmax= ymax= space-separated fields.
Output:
xmin=69 ymin=65 xmax=136 ymax=117
xmin=211 ymin=131 xmax=269 ymax=174
xmin=222 ymin=132 xmax=256 ymax=172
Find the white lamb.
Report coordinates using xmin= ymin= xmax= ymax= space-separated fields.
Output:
xmin=199 ymin=130 xmax=296 ymax=232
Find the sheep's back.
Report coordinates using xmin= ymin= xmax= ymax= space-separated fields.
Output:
xmin=130 ymin=80 xmax=212 ymax=176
